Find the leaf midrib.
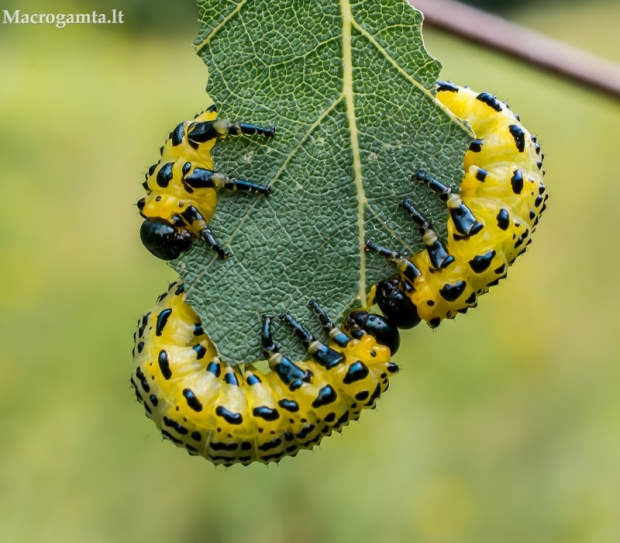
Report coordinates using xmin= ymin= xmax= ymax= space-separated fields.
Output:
xmin=341 ymin=0 xmax=367 ymax=307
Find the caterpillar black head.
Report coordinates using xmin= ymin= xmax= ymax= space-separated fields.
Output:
xmin=342 ymin=310 xmax=400 ymax=354
xmin=375 ymin=277 xmax=421 ymax=330
xmin=139 ymin=217 xmax=196 ymax=261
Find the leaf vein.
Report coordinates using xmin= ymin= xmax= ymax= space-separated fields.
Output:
xmin=350 ymin=17 xmax=473 ymax=135
xmin=195 ymin=0 xmax=248 ymax=55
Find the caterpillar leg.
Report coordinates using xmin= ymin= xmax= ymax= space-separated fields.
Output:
xmin=261 ymin=314 xmax=313 ymax=391
xmin=308 ymin=299 xmax=351 ymax=348
xmin=200 ymin=224 xmax=229 ymax=260
xmin=186 ymin=118 xmax=276 ymax=146
xmin=412 ymin=169 xmax=483 ymax=239
xmin=180 ymin=205 xmax=229 ymax=259
xmin=183 ymin=167 xmax=272 ymax=196
xmin=400 ymin=200 xmax=454 ymax=270
xmin=173 ymin=105 xmax=275 ymax=148
xmin=365 ymin=240 xmax=420 ymax=283
xmin=279 ymin=311 xmax=345 ymax=368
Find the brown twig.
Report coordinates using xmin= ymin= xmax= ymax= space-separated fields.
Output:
xmin=412 ymin=0 xmax=620 ymax=101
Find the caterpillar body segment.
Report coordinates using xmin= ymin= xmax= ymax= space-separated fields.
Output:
xmin=371 ymin=83 xmax=548 ymax=329
xmin=138 ymin=105 xmax=275 ymax=261
xmin=131 ymin=282 xmax=400 ymax=466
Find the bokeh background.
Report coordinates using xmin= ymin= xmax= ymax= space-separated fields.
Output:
xmin=1 ymin=0 xmax=619 ymax=541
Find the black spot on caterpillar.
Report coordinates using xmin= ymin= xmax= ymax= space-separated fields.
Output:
xmin=131 ymin=281 xmax=400 ymax=466
xmin=137 ymin=104 xmax=275 ymax=261
xmin=368 ymin=83 xmax=547 ymax=329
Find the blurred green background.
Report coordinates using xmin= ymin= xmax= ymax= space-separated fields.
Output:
xmin=1 ymin=0 xmax=619 ymax=542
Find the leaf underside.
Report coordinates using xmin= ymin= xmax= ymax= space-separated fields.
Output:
xmin=172 ymin=0 xmax=472 ymax=363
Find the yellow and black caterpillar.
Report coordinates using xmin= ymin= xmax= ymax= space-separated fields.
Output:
xmin=131 ymin=281 xmax=400 ymax=466
xmin=368 ymin=82 xmax=548 ymax=329
xmin=131 ymin=83 xmax=547 ymax=466
xmin=137 ymin=105 xmax=275 ymax=260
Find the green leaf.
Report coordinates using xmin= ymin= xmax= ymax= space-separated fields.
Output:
xmin=172 ymin=0 xmax=472 ymax=363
